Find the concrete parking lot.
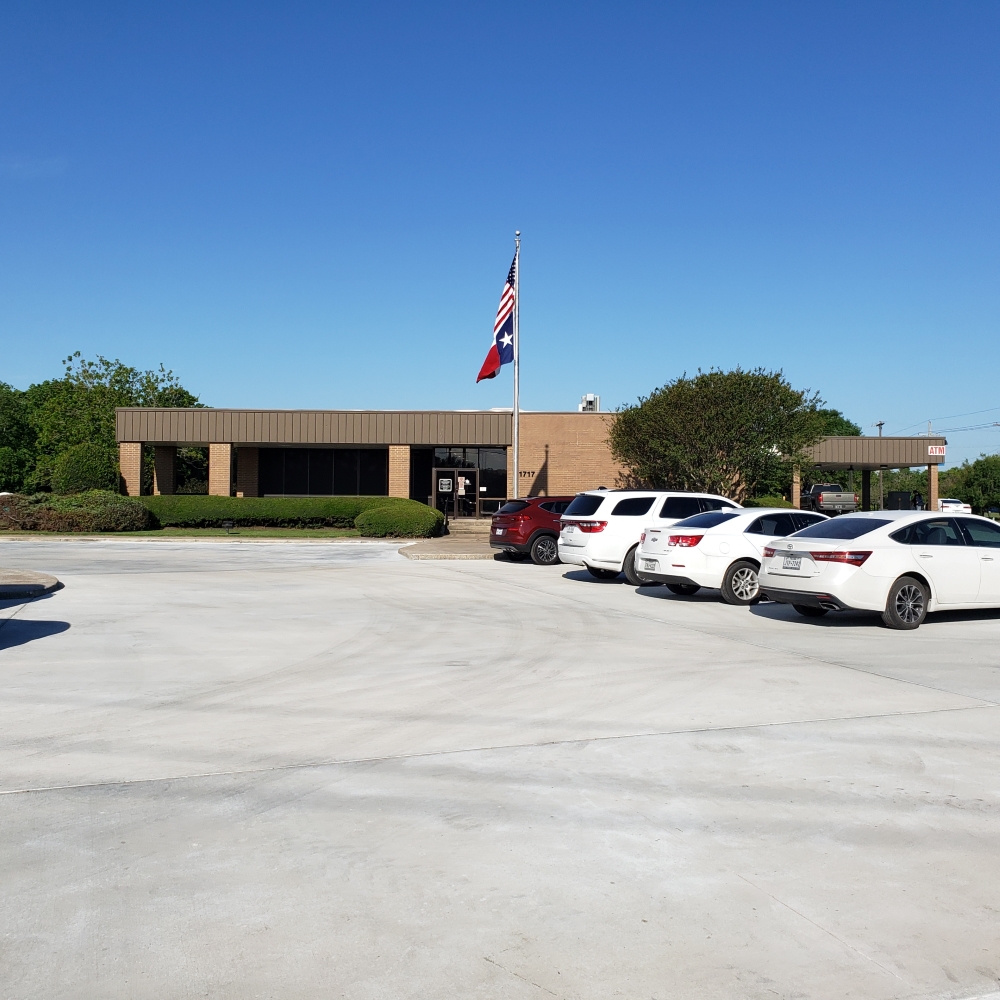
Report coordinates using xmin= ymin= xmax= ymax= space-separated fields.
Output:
xmin=1 ymin=538 xmax=999 ymax=1000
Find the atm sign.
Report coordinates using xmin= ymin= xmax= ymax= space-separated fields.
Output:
xmin=928 ymin=445 xmax=946 ymax=456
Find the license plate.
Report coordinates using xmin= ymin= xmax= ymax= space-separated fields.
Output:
xmin=782 ymin=555 xmax=802 ymax=570
xmin=642 ymin=560 xmax=657 ymax=571
xmin=563 ymin=526 xmax=574 ymax=534
xmin=494 ymin=528 xmax=504 ymax=535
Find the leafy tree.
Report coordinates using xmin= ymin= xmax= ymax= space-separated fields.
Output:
xmin=946 ymin=454 xmax=1000 ymax=513
xmin=814 ymin=408 xmax=861 ymax=436
xmin=609 ymin=368 xmax=829 ymax=503
xmin=0 ymin=354 xmax=202 ymax=494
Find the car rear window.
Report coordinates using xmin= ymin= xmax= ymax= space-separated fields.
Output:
xmin=611 ymin=496 xmax=656 ymax=516
xmin=540 ymin=500 xmax=571 ymax=514
xmin=660 ymin=496 xmax=701 ymax=519
xmin=745 ymin=513 xmax=795 ymax=536
xmin=564 ymin=494 xmax=606 ymax=517
xmin=497 ymin=501 xmax=530 ymax=514
xmin=793 ymin=518 xmax=890 ymax=539
xmin=671 ymin=511 xmax=740 ymax=529
xmin=699 ymin=497 xmax=738 ymax=512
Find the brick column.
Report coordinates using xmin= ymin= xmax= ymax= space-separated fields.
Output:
xmin=208 ymin=443 xmax=233 ymax=497
xmin=928 ymin=462 xmax=939 ymax=511
xmin=152 ymin=446 xmax=177 ymax=495
xmin=119 ymin=442 xmax=143 ymax=496
xmin=388 ymin=446 xmax=410 ymax=499
xmin=236 ymin=447 xmax=259 ymax=498
xmin=791 ymin=468 xmax=801 ymax=508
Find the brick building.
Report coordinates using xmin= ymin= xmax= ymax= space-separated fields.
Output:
xmin=115 ymin=408 xmax=624 ymax=517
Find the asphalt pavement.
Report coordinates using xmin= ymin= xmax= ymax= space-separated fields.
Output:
xmin=1 ymin=539 xmax=999 ymax=999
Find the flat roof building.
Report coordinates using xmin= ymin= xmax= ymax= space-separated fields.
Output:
xmin=115 ymin=408 xmax=622 ymax=517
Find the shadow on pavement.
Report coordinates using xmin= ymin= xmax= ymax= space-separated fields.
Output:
xmin=0 ymin=619 xmax=71 ymax=650
xmin=561 ymin=569 xmax=623 ymax=584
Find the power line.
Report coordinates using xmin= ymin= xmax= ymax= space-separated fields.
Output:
xmin=895 ymin=405 xmax=1000 ymax=435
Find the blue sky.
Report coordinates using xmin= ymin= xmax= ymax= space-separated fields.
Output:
xmin=2 ymin=1 xmax=998 ymax=466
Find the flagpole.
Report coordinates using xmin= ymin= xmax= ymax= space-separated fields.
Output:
xmin=512 ymin=230 xmax=521 ymax=500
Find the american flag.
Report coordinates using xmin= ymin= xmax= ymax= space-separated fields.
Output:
xmin=476 ymin=254 xmax=517 ymax=382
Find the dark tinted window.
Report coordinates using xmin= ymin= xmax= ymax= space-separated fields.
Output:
xmin=791 ymin=512 xmax=825 ymax=531
xmin=671 ymin=511 xmax=740 ymax=529
xmin=890 ymin=518 xmax=965 ymax=546
xmin=612 ymin=496 xmax=656 ymax=516
xmin=746 ymin=513 xmax=795 ymax=536
xmin=793 ymin=518 xmax=890 ymax=539
xmin=497 ymin=501 xmax=530 ymax=514
xmin=660 ymin=496 xmax=701 ymax=519
xmin=564 ymin=495 xmax=605 ymax=517
xmin=538 ymin=500 xmax=571 ymax=514
xmin=958 ymin=518 xmax=1000 ymax=548
xmin=699 ymin=497 xmax=737 ymax=512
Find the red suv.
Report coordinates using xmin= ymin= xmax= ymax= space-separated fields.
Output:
xmin=490 ymin=497 xmax=575 ymax=565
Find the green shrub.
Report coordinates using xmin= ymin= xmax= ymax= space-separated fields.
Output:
xmin=354 ymin=504 xmax=443 ymax=538
xmin=0 ymin=490 xmax=154 ymax=532
xmin=138 ymin=494 xmax=436 ymax=529
xmin=743 ymin=495 xmax=794 ymax=508
xmin=51 ymin=442 xmax=120 ymax=494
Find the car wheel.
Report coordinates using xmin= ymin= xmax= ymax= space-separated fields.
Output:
xmin=666 ymin=583 xmax=700 ymax=596
xmin=882 ymin=576 xmax=928 ymax=630
xmin=721 ymin=560 xmax=761 ymax=606
xmin=623 ymin=546 xmax=648 ymax=586
xmin=586 ymin=566 xmax=620 ymax=581
xmin=793 ymin=604 xmax=828 ymax=618
xmin=530 ymin=534 xmax=559 ymax=566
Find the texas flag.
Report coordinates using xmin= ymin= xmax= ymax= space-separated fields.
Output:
xmin=476 ymin=253 xmax=517 ymax=382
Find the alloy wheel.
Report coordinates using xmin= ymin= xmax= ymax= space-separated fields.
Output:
xmin=731 ymin=567 xmax=759 ymax=602
xmin=894 ymin=584 xmax=924 ymax=624
xmin=534 ymin=536 xmax=558 ymax=564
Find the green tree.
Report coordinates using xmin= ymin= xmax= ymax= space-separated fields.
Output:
xmin=946 ymin=454 xmax=1000 ymax=513
xmin=0 ymin=382 xmax=36 ymax=492
xmin=608 ymin=368 xmax=828 ymax=503
xmin=814 ymin=408 xmax=862 ymax=436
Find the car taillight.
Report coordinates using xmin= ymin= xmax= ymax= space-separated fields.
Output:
xmin=667 ymin=534 xmax=703 ymax=547
xmin=640 ymin=531 xmax=646 ymax=543
xmin=810 ymin=550 xmax=872 ymax=566
xmin=763 ymin=546 xmax=776 ymax=558
xmin=574 ymin=520 xmax=607 ymax=533
xmin=817 ymin=493 xmax=825 ymax=503
xmin=854 ymin=494 xmax=859 ymax=504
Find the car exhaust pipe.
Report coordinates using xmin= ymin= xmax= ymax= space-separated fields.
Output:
xmin=819 ymin=601 xmax=840 ymax=611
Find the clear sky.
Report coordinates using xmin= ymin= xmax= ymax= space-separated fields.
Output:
xmin=2 ymin=2 xmax=998 ymax=466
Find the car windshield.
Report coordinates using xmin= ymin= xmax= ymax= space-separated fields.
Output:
xmin=791 ymin=518 xmax=890 ymax=539
xmin=670 ymin=512 xmax=740 ymax=529
xmin=564 ymin=494 xmax=605 ymax=517
xmin=497 ymin=501 xmax=530 ymax=514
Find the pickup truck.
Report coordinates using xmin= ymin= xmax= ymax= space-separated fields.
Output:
xmin=800 ymin=483 xmax=859 ymax=515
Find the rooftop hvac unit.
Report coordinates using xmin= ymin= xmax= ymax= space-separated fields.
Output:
xmin=578 ymin=393 xmax=600 ymax=412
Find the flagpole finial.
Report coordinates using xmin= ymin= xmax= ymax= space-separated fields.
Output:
xmin=515 ymin=230 xmax=520 ymax=237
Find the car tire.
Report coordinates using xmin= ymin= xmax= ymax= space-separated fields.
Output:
xmin=586 ymin=566 xmax=620 ymax=581
xmin=793 ymin=604 xmax=828 ymax=618
xmin=666 ymin=583 xmax=700 ymax=596
xmin=623 ymin=546 xmax=648 ymax=586
xmin=529 ymin=533 xmax=559 ymax=566
xmin=881 ymin=576 xmax=928 ymax=630
xmin=721 ymin=560 xmax=761 ymax=606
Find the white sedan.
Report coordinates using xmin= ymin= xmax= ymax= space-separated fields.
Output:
xmin=635 ymin=507 xmax=828 ymax=604
xmin=758 ymin=510 xmax=1000 ymax=629
xmin=938 ymin=498 xmax=973 ymax=513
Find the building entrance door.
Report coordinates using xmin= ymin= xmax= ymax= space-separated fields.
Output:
xmin=433 ymin=469 xmax=479 ymax=518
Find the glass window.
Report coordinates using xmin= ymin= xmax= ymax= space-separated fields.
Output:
xmin=791 ymin=512 xmax=825 ymax=531
xmin=548 ymin=500 xmax=571 ymax=514
xmin=672 ymin=511 xmax=740 ymax=529
xmin=478 ymin=448 xmax=506 ymax=471
xmin=746 ymin=513 xmax=795 ymax=536
xmin=498 ymin=500 xmax=530 ymax=514
xmin=890 ymin=518 xmax=965 ymax=546
xmin=660 ymin=496 xmax=701 ymax=520
xmin=794 ymin=518 xmax=891 ymax=539
xmin=958 ymin=518 xmax=1000 ymax=548
xmin=699 ymin=497 xmax=737 ymax=512
xmin=564 ymin=494 xmax=606 ymax=517
xmin=612 ymin=496 xmax=656 ymax=516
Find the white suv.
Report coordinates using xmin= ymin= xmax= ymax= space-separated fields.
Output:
xmin=558 ymin=490 xmax=741 ymax=584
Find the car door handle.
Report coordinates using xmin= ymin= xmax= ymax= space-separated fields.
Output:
xmin=919 ymin=554 xmax=933 ymax=558
xmin=984 ymin=557 xmax=995 ymax=562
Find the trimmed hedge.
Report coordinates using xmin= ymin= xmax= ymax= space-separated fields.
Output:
xmin=138 ymin=494 xmax=443 ymax=536
xmin=743 ymin=495 xmax=794 ymax=508
xmin=51 ymin=442 xmax=120 ymax=494
xmin=0 ymin=491 xmax=155 ymax=532
xmin=354 ymin=504 xmax=443 ymax=538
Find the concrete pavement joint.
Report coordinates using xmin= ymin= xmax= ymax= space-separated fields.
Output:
xmin=1 ymin=701 xmax=993 ymax=798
